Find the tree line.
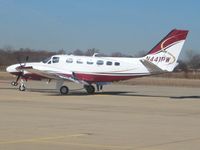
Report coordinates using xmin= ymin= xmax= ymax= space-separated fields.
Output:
xmin=0 ymin=48 xmax=132 ymax=66
xmin=0 ymin=47 xmax=199 ymax=72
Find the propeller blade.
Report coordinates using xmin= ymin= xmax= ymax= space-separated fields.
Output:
xmin=15 ymin=56 xmax=29 ymax=84
xmin=17 ymin=57 xmax=22 ymax=66
xmin=24 ymin=56 xmax=29 ymax=66
xmin=25 ymin=56 xmax=29 ymax=62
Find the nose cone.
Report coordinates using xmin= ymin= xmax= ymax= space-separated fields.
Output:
xmin=6 ymin=64 xmax=19 ymax=74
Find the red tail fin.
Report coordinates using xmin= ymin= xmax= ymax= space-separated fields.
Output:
xmin=147 ymin=29 xmax=189 ymax=54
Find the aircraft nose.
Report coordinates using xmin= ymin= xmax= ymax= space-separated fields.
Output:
xmin=6 ymin=64 xmax=18 ymax=73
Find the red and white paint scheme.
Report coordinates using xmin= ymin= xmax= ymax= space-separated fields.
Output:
xmin=6 ymin=29 xmax=189 ymax=94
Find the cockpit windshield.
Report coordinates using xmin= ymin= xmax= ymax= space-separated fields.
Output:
xmin=42 ymin=57 xmax=51 ymax=63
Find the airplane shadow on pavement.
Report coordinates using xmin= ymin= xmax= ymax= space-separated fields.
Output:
xmin=170 ymin=96 xmax=200 ymax=99
xmin=2 ymin=87 xmax=200 ymax=99
xmin=31 ymin=89 xmax=200 ymax=99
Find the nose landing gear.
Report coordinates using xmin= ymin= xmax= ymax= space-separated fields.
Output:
xmin=11 ymin=79 xmax=26 ymax=91
xmin=11 ymin=81 xmax=18 ymax=86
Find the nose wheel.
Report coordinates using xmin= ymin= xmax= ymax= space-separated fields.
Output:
xmin=11 ymin=81 xmax=18 ymax=86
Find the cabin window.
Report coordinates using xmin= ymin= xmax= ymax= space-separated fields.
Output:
xmin=96 ymin=60 xmax=104 ymax=65
xmin=114 ymin=62 xmax=120 ymax=66
xmin=66 ymin=58 xmax=73 ymax=63
xmin=76 ymin=59 xmax=83 ymax=64
xmin=87 ymin=61 xmax=94 ymax=65
xmin=52 ymin=57 xmax=60 ymax=63
xmin=106 ymin=61 xmax=112 ymax=66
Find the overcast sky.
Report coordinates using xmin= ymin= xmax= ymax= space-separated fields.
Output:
xmin=0 ymin=0 xmax=199 ymax=56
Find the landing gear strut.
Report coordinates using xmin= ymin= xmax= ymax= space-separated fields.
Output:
xmin=60 ymin=86 xmax=69 ymax=95
xmin=84 ymin=85 xmax=95 ymax=94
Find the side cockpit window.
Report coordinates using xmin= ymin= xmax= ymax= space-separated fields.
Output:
xmin=52 ymin=57 xmax=60 ymax=63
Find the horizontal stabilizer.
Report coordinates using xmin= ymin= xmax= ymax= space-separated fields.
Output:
xmin=140 ymin=59 xmax=167 ymax=74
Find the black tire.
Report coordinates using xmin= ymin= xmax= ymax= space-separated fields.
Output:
xmin=19 ymin=85 xmax=25 ymax=91
xmin=85 ymin=85 xmax=95 ymax=94
xmin=60 ymin=86 xmax=69 ymax=95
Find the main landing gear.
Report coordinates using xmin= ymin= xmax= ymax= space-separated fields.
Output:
xmin=84 ymin=85 xmax=95 ymax=94
xmin=11 ymin=79 xmax=96 ymax=95
xmin=59 ymin=85 xmax=95 ymax=95
xmin=60 ymin=86 xmax=69 ymax=95
xmin=19 ymin=84 xmax=26 ymax=91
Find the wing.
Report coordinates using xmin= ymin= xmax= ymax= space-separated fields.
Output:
xmin=20 ymin=66 xmax=89 ymax=85
xmin=24 ymin=67 xmax=61 ymax=79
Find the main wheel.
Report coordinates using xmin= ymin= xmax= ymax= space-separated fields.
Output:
xmin=84 ymin=85 xmax=95 ymax=94
xmin=19 ymin=84 xmax=25 ymax=91
xmin=60 ymin=86 xmax=69 ymax=95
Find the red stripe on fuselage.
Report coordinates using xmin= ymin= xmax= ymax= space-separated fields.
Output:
xmin=10 ymin=72 xmax=145 ymax=83
xmin=75 ymin=73 xmax=142 ymax=82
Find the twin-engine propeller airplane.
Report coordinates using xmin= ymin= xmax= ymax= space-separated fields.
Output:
xmin=7 ymin=29 xmax=188 ymax=95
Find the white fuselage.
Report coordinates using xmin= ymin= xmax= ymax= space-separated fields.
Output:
xmin=7 ymin=54 xmax=150 ymax=82
xmin=38 ymin=55 xmax=149 ymax=77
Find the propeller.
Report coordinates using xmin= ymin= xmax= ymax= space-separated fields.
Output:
xmin=14 ymin=56 xmax=29 ymax=84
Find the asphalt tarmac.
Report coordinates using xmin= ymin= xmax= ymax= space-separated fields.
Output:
xmin=0 ymin=80 xmax=200 ymax=150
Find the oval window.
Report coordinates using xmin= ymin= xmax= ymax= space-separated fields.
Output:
xmin=66 ymin=58 xmax=73 ymax=63
xmin=87 ymin=61 xmax=94 ymax=65
xmin=76 ymin=59 xmax=83 ymax=64
xmin=97 ymin=60 xmax=104 ymax=65
xmin=114 ymin=62 xmax=120 ymax=66
xmin=106 ymin=61 xmax=112 ymax=66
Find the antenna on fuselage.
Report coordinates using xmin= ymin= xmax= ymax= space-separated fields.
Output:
xmin=92 ymin=53 xmax=99 ymax=57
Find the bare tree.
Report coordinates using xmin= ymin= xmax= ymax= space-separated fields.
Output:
xmin=85 ymin=48 xmax=99 ymax=56
xmin=134 ymin=50 xmax=147 ymax=57
xmin=72 ymin=49 xmax=84 ymax=56
xmin=57 ymin=49 xmax=66 ymax=54
xmin=185 ymin=49 xmax=200 ymax=70
xmin=189 ymin=54 xmax=200 ymax=70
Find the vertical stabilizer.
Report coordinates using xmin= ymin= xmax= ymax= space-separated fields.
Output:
xmin=143 ymin=29 xmax=189 ymax=72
